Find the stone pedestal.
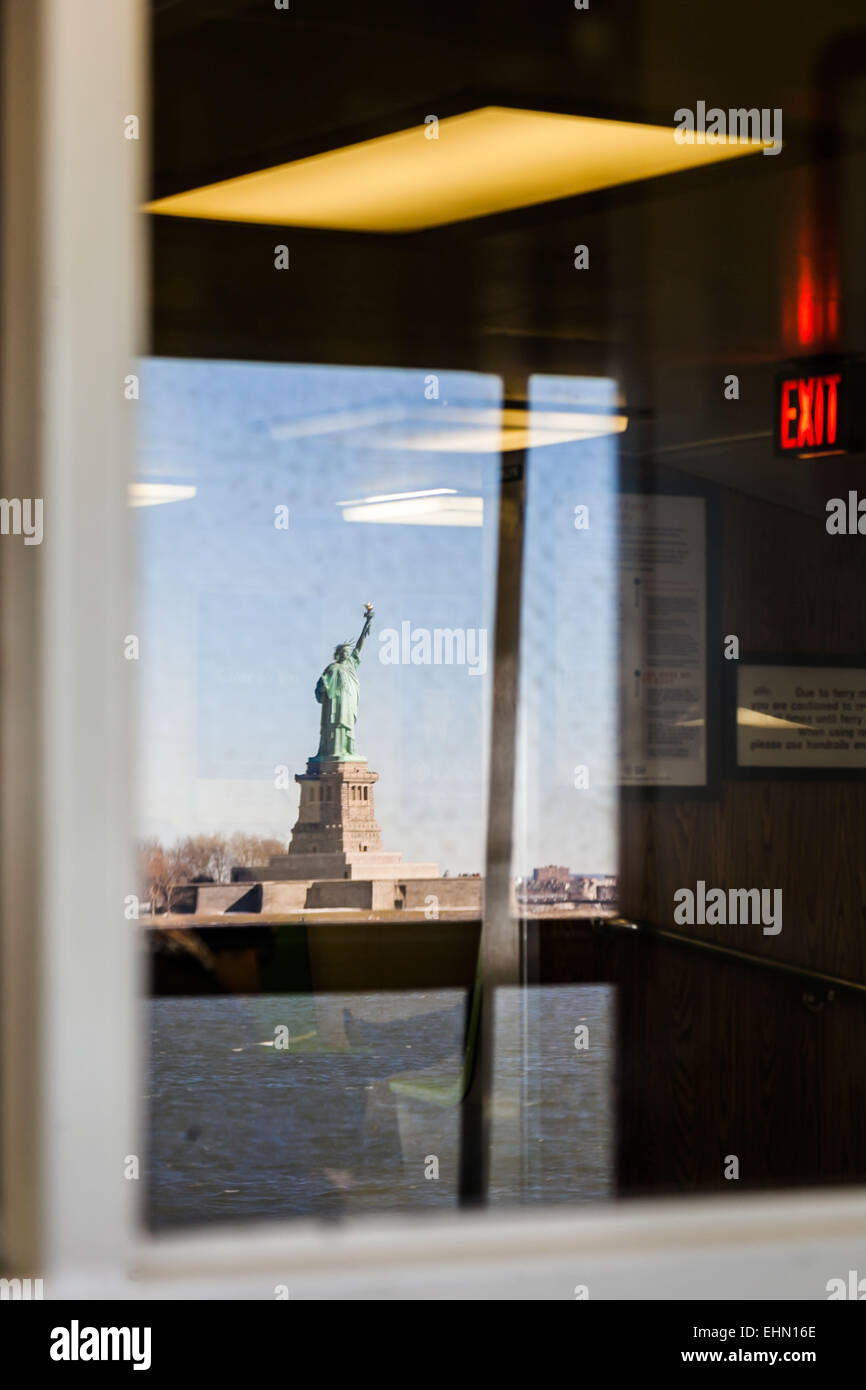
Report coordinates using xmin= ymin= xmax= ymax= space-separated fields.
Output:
xmin=275 ymin=758 xmax=438 ymax=882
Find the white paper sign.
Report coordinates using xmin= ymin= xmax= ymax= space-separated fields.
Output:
xmin=737 ymin=665 xmax=866 ymax=768
xmin=620 ymin=494 xmax=707 ymax=787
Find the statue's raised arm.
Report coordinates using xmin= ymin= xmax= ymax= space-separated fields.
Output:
xmin=353 ymin=602 xmax=374 ymax=661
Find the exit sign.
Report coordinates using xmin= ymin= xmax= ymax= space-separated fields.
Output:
xmin=774 ymin=359 xmax=866 ymax=456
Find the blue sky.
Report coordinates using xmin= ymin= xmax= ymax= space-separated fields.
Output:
xmin=137 ymin=359 xmax=618 ymax=876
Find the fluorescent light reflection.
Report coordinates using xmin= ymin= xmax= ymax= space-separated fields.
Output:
xmin=340 ymin=493 xmax=483 ymax=527
xmin=335 ymin=488 xmax=457 ymax=506
xmin=271 ymin=404 xmax=627 ymax=454
xmin=128 ymin=483 xmax=197 ymax=508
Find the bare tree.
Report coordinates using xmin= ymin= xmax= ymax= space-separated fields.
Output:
xmin=141 ymin=838 xmax=182 ymax=913
xmin=228 ymin=831 xmax=286 ymax=868
xmin=140 ymin=831 xmax=289 ymax=908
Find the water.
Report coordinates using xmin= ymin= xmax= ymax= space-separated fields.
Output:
xmin=146 ymin=985 xmax=614 ymax=1230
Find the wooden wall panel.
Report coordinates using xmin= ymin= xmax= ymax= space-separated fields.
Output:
xmin=622 ymin=484 xmax=866 ymax=982
xmin=543 ymin=480 xmax=866 ymax=1195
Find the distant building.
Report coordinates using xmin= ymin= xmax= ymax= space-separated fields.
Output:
xmin=532 ymin=865 xmax=570 ymax=886
xmin=516 ymin=868 xmax=618 ymax=913
xmin=570 ymin=874 xmax=618 ymax=902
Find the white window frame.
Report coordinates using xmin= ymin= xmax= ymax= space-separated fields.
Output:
xmin=3 ymin=0 xmax=866 ymax=1301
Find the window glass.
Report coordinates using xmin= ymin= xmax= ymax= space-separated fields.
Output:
xmin=514 ymin=374 xmax=621 ymax=918
xmin=140 ymin=360 xmax=499 ymax=1226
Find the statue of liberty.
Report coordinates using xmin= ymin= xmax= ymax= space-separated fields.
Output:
xmin=314 ymin=603 xmax=374 ymax=761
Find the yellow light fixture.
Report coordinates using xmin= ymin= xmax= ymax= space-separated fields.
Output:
xmin=144 ymin=106 xmax=763 ymax=234
xmin=680 ymin=711 xmax=816 ymax=731
xmin=736 ymin=708 xmax=814 ymax=731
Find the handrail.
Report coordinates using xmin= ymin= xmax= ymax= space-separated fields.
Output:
xmin=590 ymin=915 xmax=866 ymax=1003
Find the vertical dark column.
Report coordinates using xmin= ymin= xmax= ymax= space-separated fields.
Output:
xmin=460 ymin=383 xmax=527 ymax=1205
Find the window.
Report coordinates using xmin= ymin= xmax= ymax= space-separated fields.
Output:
xmin=6 ymin=0 xmax=866 ymax=1305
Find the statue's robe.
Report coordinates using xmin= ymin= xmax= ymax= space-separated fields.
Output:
xmin=315 ymin=651 xmax=360 ymax=758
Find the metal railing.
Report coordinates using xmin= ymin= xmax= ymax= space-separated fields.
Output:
xmin=590 ymin=914 xmax=866 ymax=1005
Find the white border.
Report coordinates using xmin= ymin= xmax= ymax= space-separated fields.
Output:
xmin=56 ymin=1190 xmax=866 ymax=1300
xmin=3 ymin=0 xmax=866 ymax=1303
xmin=1 ymin=0 xmax=145 ymax=1282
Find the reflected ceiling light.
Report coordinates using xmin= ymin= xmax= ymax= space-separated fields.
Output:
xmin=271 ymin=406 xmax=407 ymax=440
xmin=144 ymin=106 xmax=763 ymax=234
xmin=128 ymin=482 xmax=197 ymax=507
xmin=336 ymin=487 xmax=457 ymax=505
xmin=272 ymin=404 xmax=626 ymax=453
xmin=373 ymin=406 xmax=627 ymax=452
xmin=339 ymin=492 xmax=482 ymax=526
xmin=736 ymin=708 xmax=814 ymax=731
xmin=679 ymin=711 xmax=815 ymax=731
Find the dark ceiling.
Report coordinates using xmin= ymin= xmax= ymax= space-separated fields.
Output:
xmin=148 ymin=0 xmax=866 ymax=513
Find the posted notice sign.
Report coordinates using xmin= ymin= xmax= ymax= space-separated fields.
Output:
xmin=620 ymin=494 xmax=707 ymax=787
xmin=737 ymin=664 xmax=866 ymax=770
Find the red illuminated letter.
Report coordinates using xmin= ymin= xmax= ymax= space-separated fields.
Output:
xmin=780 ymin=380 xmax=798 ymax=449
xmin=797 ymin=378 xmax=815 ymax=448
xmin=814 ymin=376 xmax=824 ymax=444
xmin=824 ymin=374 xmax=841 ymax=445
